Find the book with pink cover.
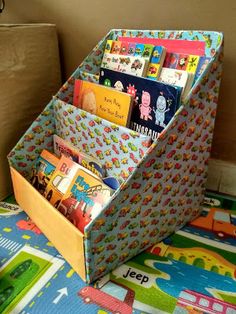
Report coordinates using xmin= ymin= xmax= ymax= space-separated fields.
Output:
xmin=118 ymin=36 xmax=206 ymax=56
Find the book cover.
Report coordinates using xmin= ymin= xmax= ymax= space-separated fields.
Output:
xmin=99 ymin=68 xmax=181 ymax=141
xmin=44 ymin=155 xmax=81 ymax=207
xmin=101 ymin=52 xmax=148 ymax=77
xmin=104 ymin=40 xmax=113 ymax=53
xmin=127 ymin=43 xmax=136 ymax=56
xmin=142 ymin=44 xmax=154 ymax=60
xmin=159 ymin=67 xmax=194 ymax=100
xmin=163 ymin=52 xmax=179 ymax=68
xmin=134 ymin=43 xmax=145 ymax=56
xmin=146 ymin=45 xmax=166 ymax=79
xmin=30 ymin=149 xmax=59 ymax=195
xmin=164 ymin=53 xmax=200 ymax=88
xmin=118 ymin=36 xmax=206 ymax=56
xmin=110 ymin=41 xmax=122 ymax=54
xmin=194 ymin=56 xmax=211 ymax=83
xmin=120 ymin=41 xmax=129 ymax=55
xmin=73 ymin=79 xmax=133 ymax=127
xmin=58 ymin=167 xmax=112 ymax=233
xmin=53 ymin=134 xmax=104 ymax=178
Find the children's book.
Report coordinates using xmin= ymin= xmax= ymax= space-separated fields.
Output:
xmin=118 ymin=36 xmax=206 ymax=55
xmin=101 ymin=52 xmax=148 ymax=77
xmin=57 ymin=166 xmax=112 ymax=233
xmin=159 ymin=67 xmax=194 ymax=100
xmin=110 ymin=40 xmax=122 ymax=54
xmin=73 ymin=80 xmax=133 ymax=127
xmin=30 ymin=149 xmax=59 ymax=195
xmin=53 ymin=134 xmax=104 ymax=178
xmin=164 ymin=53 xmax=200 ymax=73
xmin=44 ymin=155 xmax=81 ymax=207
xmin=163 ymin=53 xmax=200 ymax=88
xmin=104 ymin=40 xmax=113 ymax=53
xmin=146 ymin=45 xmax=166 ymax=79
xmin=99 ymin=68 xmax=181 ymax=141
xmin=194 ymin=56 xmax=211 ymax=83
xmin=142 ymin=44 xmax=154 ymax=60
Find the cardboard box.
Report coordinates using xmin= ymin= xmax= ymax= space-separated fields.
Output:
xmin=8 ymin=29 xmax=224 ymax=283
xmin=0 ymin=23 xmax=61 ymax=200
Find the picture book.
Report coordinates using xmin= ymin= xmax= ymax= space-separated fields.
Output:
xmin=127 ymin=42 xmax=136 ymax=55
xmin=194 ymin=56 xmax=211 ymax=83
xmin=110 ymin=40 xmax=122 ymax=54
xmin=57 ymin=167 xmax=112 ymax=233
xmin=134 ymin=43 xmax=145 ymax=56
xmin=164 ymin=53 xmax=200 ymax=74
xmin=142 ymin=44 xmax=154 ymax=60
xmin=119 ymin=41 xmax=129 ymax=55
xmin=118 ymin=36 xmax=206 ymax=55
xmin=101 ymin=52 xmax=148 ymax=77
xmin=104 ymin=40 xmax=113 ymax=53
xmin=159 ymin=67 xmax=194 ymax=100
xmin=30 ymin=149 xmax=59 ymax=195
xmin=53 ymin=134 xmax=104 ymax=178
xmin=73 ymin=79 xmax=133 ymax=127
xmin=99 ymin=68 xmax=181 ymax=141
xmin=163 ymin=53 xmax=200 ymax=88
xmin=146 ymin=45 xmax=167 ymax=79
xmin=44 ymin=155 xmax=81 ymax=208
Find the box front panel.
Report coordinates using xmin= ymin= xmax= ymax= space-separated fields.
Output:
xmin=10 ymin=167 xmax=86 ymax=280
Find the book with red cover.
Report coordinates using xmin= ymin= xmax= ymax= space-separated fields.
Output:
xmin=118 ymin=36 xmax=205 ymax=56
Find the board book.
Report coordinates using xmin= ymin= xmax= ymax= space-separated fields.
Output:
xmin=159 ymin=67 xmax=194 ymax=100
xmin=53 ymin=134 xmax=104 ymax=178
xmin=101 ymin=52 xmax=148 ymax=77
xmin=99 ymin=67 xmax=181 ymax=141
xmin=73 ymin=79 xmax=133 ymax=127
xmin=58 ymin=167 xmax=112 ymax=233
xmin=30 ymin=149 xmax=59 ymax=195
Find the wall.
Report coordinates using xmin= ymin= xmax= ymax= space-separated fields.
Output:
xmin=1 ymin=0 xmax=236 ymax=163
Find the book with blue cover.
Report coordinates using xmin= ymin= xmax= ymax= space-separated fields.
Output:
xmin=99 ymin=68 xmax=181 ymax=141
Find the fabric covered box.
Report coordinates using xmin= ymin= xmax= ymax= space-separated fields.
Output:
xmin=8 ymin=29 xmax=224 ymax=283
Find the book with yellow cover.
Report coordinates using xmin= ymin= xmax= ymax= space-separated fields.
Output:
xmin=73 ymin=80 xmax=133 ymax=127
xmin=30 ymin=149 xmax=59 ymax=195
xmin=44 ymin=155 xmax=81 ymax=208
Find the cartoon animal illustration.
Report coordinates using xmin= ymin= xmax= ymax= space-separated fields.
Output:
xmin=114 ymin=80 xmax=124 ymax=91
xmin=139 ymin=91 xmax=152 ymax=120
xmin=127 ymin=84 xmax=138 ymax=105
xmin=153 ymin=94 xmax=169 ymax=127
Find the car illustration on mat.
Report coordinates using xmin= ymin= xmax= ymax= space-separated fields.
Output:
xmin=78 ymin=280 xmax=134 ymax=314
xmin=190 ymin=207 xmax=236 ymax=238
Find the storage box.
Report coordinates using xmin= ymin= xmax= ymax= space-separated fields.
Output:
xmin=8 ymin=29 xmax=224 ymax=283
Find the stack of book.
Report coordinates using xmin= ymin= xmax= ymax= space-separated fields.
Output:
xmin=30 ymin=135 xmax=119 ymax=233
xmin=100 ymin=38 xmax=211 ymax=102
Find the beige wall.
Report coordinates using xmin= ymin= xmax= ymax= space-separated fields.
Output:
xmin=1 ymin=0 xmax=236 ymax=162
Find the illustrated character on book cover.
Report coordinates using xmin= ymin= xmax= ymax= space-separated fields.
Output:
xmin=127 ymin=84 xmax=138 ymax=106
xmin=153 ymin=94 xmax=170 ymax=127
xmin=139 ymin=91 xmax=152 ymax=121
xmin=80 ymin=89 xmax=97 ymax=114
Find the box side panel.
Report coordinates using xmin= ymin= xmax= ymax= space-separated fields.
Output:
xmin=84 ymin=30 xmax=224 ymax=282
xmin=8 ymin=100 xmax=56 ymax=179
xmin=10 ymin=167 xmax=86 ymax=281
